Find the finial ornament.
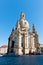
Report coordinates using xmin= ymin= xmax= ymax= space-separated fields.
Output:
xmin=12 ymin=27 xmax=14 ymax=32
xmin=32 ymin=24 xmax=36 ymax=33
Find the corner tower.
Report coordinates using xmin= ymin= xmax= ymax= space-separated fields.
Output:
xmin=31 ymin=24 xmax=39 ymax=53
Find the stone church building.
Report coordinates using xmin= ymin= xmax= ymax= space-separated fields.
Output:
xmin=7 ymin=12 xmax=39 ymax=55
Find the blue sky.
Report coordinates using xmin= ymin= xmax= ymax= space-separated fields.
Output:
xmin=0 ymin=0 xmax=43 ymax=46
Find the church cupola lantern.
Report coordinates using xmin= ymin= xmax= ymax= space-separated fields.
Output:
xmin=20 ymin=12 xmax=25 ymax=19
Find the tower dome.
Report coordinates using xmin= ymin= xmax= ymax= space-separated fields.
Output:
xmin=20 ymin=12 xmax=30 ymax=29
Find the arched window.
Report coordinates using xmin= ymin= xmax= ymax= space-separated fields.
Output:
xmin=21 ymin=35 xmax=24 ymax=47
xmin=14 ymin=37 xmax=17 ymax=47
xmin=28 ymin=36 xmax=31 ymax=48
xmin=11 ymin=41 xmax=14 ymax=53
xmin=11 ymin=41 xmax=14 ymax=48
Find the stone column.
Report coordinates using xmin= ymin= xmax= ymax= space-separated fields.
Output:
xmin=24 ymin=34 xmax=29 ymax=54
xmin=17 ymin=33 xmax=23 ymax=55
xmin=28 ymin=35 xmax=31 ymax=53
xmin=31 ymin=35 xmax=36 ymax=53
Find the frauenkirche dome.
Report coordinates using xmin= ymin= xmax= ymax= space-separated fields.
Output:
xmin=19 ymin=12 xmax=30 ymax=29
